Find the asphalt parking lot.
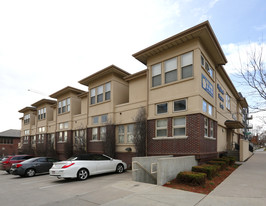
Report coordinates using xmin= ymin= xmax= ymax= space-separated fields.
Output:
xmin=0 ymin=170 xmax=132 ymax=206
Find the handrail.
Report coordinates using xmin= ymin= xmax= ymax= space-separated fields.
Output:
xmin=132 ymin=161 xmax=157 ymax=181
xmin=151 ymin=163 xmax=157 ymax=174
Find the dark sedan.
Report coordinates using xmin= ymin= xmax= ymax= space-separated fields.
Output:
xmin=10 ymin=157 xmax=59 ymax=177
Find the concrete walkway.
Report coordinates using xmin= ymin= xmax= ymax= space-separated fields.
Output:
xmin=98 ymin=151 xmax=266 ymax=206
xmin=197 ymin=150 xmax=266 ymax=206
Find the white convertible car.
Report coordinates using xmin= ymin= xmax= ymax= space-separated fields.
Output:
xmin=49 ymin=154 xmax=127 ymax=180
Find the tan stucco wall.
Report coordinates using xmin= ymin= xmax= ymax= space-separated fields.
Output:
xmin=217 ymin=126 xmax=227 ymax=152
xmin=240 ymin=139 xmax=252 ymax=161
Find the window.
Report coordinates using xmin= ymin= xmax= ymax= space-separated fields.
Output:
xmin=91 ymin=88 xmax=95 ymax=105
xmin=208 ymin=104 xmax=213 ymax=116
xmin=100 ymin=127 xmax=106 ymax=141
xmin=152 ymin=63 xmax=162 ymax=87
xmin=58 ymin=98 xmax=70 ymax=114
xmin=101 ymin=114 xmax=108 ymax=123
xmin=127 ymin=124 xmax=134 ymax=143
xmin=203 ymin=100 xmax=207 ymax=113
xmin=92 ymin=128 xmax=98 ymax=140
xmin=204 ymin=117 xmax=208 ymax=137
xmin=156 ymin=119 xmax=167 ymax=137
xmin=38 ymin=134 xmax=44 ymax=144
xmin=64 ymin=132 xmax=68 ymax=142
xmin=38 ymin=127 xmax=45 ymax=133
xmin=66 ymin=98 xmax=70 ymax=112
xmin=201 ymin=55 xmax=205 ymax=67
xmin=173 ymin=117 xmax=186 ymax=136
xmin=105 ymin=82 xmax=111 ymax=100
xmin=174 ymin=99 xmax=186 ymax=112
xmin=210 ymin=121 xmax=214 ymax=137
xmin=24 ymin=114 xmax=30 ymax=124
xmin=24 ymin=130 xmax=30 ymax=135
xmin=23 ymin=136 xmax=29 ymax=144
xmin=59 ymin=122 xmax=68 ymax=130
xmin=157 ymin=103 xmax=168 ymax=114
xmin=93 ymin=116 xmax=99 ymax=124
xmin=97 ymin=85 xmax=103 ymax=103
xmin=181 ymin=51 xmax=193 ymax=79
xmin=118 ymin=125 xmax=124 ymax=143
xmin=226 ymin=94 xmax=231 ymax=110
xmin=164 ymin=57 xmax=177 ymax=84
xmin=32 ymin=136 xmax=36 ymax=145
xmin=59 ymin=132 xmax=63 ymax=142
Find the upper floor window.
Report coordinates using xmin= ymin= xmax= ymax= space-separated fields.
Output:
xmin=152 ymin=63 xmax=162 ymax=87
xmin=226 ymin=94 xmax=231 ymax=110
xmin=181 ymin=51 xmax=193 ymax=79
xmin=97 ymin=85 xmax=104 ymax=103
xmin=58 ymin=98 xmax=70 ymax=114
xmin=201 ymin=55 xmax=214 ymax=78
xmin=105 ymin=82 xmax=111 ymax=100
xmin=24 ymin=114 xmax=30 ymax=124
xmin=90 ymin=82 xmax=111 ymax=105
xmin=38 ymin=108 xmax=46 ymax=120
xmin=101 ymin=114 xmax=108 ymax=123
xmin=157 ymin=103 xmax=168 ymax=114
xmin=24 ymin=130 xmax=30 ymax=135
xmin=91 ymin=88 xmax=96 ymax=105
xmin=174 ymin=99 xmax=187 ymax=112
xmin=203 ymin=99 xmax=213 ymax=116
xmin=92 ymin=116 xmax=99 ymax=124
xmin=59 ymin=122 xmax=68 ymax=130
xmin=203 ymin=100 xmax=207 ymax=113
xmin=164 ymin=57 xmax=177 ymax=84
xmin=38 ymin=127 xmax=45 ymax=133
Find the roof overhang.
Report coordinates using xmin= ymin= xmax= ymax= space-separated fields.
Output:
xmin=225 ymin=120 xmax=245 ymax=129
xmin=18 ymin=107 xmax=37 ymax=113
xmin=31 ymin=99 xmax=57 ymax=107
xmin=124 ymin=69 xmax=147 ymax=81
xmin=50 ymin=86 xmax=85 ymax=99
xmin=132 ymin=21 xmax=227 ymax=66
xmin=79 ymin=65 xmax=130 ymax=86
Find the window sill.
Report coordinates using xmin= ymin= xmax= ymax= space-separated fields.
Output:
xmin=204 ymin=136 xmax=216 ymax=140
xmin=117 ymin=143 xmax=135 ymax=145
xmin=153 ymin=136 xmax=188 ymax=140
xmin=90 ymin=140 xmax=103 ymax=142
xmin=150 ymin=77 xmax=194 ymax=90
xmin=57 ymin=141 xmax=67 ymax=143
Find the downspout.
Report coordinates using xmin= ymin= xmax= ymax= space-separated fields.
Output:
xmin=146 ymin=68 xmax=149 ymax=156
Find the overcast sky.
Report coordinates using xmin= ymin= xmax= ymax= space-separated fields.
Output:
xmin=0 ymin=0 xmax=265 ymax=132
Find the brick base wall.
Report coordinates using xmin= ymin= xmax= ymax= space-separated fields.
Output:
xmin=147 ymin=113 xmax=218 ymax=162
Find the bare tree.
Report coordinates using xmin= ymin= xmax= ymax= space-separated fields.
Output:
xmin=73 ymin=127 xmax=87 ymax=155
xmin=133 ymin=107 xmax=147 ymax=157
xmin=238 ymin=42 xmax=266 ymax=112
xmin=103 ymin=121 xmax=116 ymax=158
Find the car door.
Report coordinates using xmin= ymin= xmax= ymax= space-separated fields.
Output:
xmin=95 ymin=154 xmax=115 ymax=174
xmin=32 ymin=158 xmax=48 ymax=173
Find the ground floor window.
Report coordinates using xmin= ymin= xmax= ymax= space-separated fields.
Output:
xmin=100 ymin=127 xmax=106 ymax=141
xmin=173 ymin=117 xmax=186 ymax=136
xmin=117 ymin=124 xmax=135 ymax=144
xmin=156 ymin=119 xmax=168 ymax=137
xmin=210 ymin=120 xmax=214 ymax=137
xmin=204 ymin=117 xmax=208 ymax=137
xmin=58 ymin=131 xmax=67 ymax=143
xmin=92 ymin=128 xmax=98 ymax=140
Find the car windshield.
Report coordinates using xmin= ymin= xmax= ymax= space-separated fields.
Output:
xmin=67 ymin=157 xmax=78 ymax=161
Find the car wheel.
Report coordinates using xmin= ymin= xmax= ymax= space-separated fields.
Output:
xmin=26 ymin=169 xmax=36 ymax=177
xmin=116 ymin=164 xmax=124 ymax=173
xmin=6 ymin=170 xmax=10 ymax=174
xmin=77 ymin=169 xmax=89 ymax=181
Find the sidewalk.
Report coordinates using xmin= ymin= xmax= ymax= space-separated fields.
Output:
xmin=197 ymin=151 xmax=266 ymax=206
xmin=100 ymin=151 xmax=266 ymax=206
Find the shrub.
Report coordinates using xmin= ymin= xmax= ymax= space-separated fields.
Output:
xmin=224 ymin=156 xmax=236 ymax=166
xmin=192 ymin=164 xmax=219 ymax=180
xmin=212 ymin=158 xmax=230 ymax=166
xmin=176 ymin=171 xmax=206 ymax=186
xmin=208 ymin=160 xmax=226 ymax=170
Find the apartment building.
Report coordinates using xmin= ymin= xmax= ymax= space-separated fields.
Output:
xmin=18 ymin=21 xmax=250 ymax=166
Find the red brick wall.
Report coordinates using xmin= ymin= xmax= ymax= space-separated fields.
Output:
xmin=0 ymin=138 xmax=20 ymax=156
xmin=147 ymin=113 xmax=218 ymax=161
xmin=87 ymin=128 xmax=104 ymax=154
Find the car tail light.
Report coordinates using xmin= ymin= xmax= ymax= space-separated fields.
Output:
xmin=62 ymin=163 xmax=75 ymax=169
xmin=16 ymin=164 xmax=23 ymax=168
xmin=2 ymin=161 xmax=8 ymax=164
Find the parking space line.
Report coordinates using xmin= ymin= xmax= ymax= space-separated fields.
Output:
xmin=39 ymin=184 xmax=62 ymax=190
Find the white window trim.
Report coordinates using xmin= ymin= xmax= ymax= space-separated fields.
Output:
xmin=156 ymin=119 xmax=168 ymax=138
xmin=156 ymin=103 xmax=168 ymax=115
xmin=173 ymin=99 xmax=187 ymax=112
xmin=173 ymin=117 xmax=186 ymax=137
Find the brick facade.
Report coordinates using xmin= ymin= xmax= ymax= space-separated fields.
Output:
xmin=147 ymin=113 xmax=218 ymax=162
